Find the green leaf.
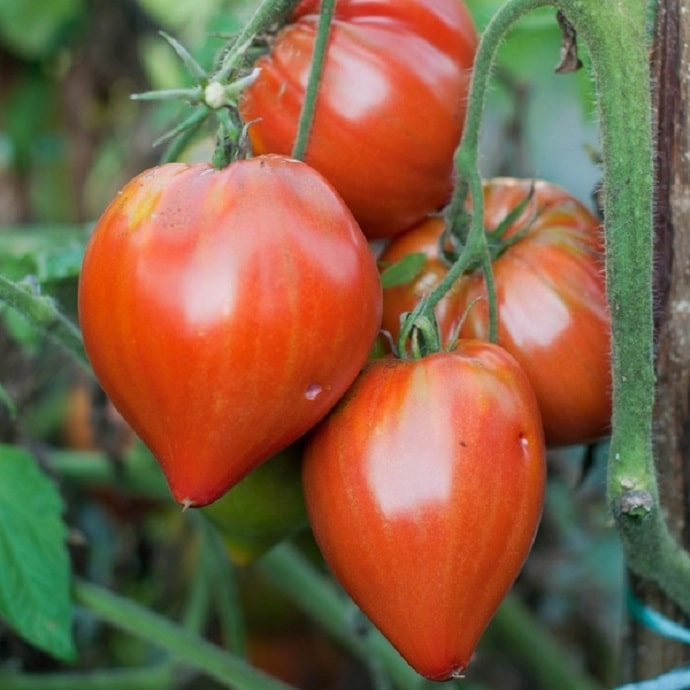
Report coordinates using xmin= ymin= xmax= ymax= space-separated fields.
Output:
xmin=0 ymin=225 xmax=87 ymax=284
xmin=379 ymin=253 xmax=426 ymax=289
xmin=0 ymin=444 xmax=76 ymax=660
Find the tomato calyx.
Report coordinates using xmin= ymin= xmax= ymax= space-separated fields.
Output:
xmin=439 ymin=183 xmax=539 ymax=270
xmin=130 ymin=32 xmax=262 ymax=168
xmin=396 ymin=305 xmax=442 ymax=360
xmin=388 ymin=184 xmax=541 ymax=358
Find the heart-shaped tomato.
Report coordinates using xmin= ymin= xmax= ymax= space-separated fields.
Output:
xmin=302 ymin=343 xmax=545 ymax=680
xmin=79 ymin=155 xmax=382 ymax=507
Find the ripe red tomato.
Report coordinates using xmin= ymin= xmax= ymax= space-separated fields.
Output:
xmin=380 ymin=178 xmax=611 ymax=447
xmin=303 ymin=344 xmax=546 ymax=680
xmin=78 ymin=155 xmax=382 ymax=507
xmin=239 ymin=0 xmax=478 ymax=239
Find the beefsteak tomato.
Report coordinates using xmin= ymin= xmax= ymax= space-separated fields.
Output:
xmin=380 ymin=178 xmax=611 ymax=446
xmin=78 ymin=155 xmax=382 ymax=507
xmin=303 ymin=344 xmax=546 ymax=680
xmin=239 ymin=0 xmax=478 ymax=239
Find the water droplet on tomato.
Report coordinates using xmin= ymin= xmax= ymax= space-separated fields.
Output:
xmin=305 ymin=384 xmax=322 ymax=400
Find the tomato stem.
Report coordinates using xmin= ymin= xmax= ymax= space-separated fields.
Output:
xmin=73 ymin=579 xmax=297 ymax=690
xmin=408 ymin=0 xmax=689 ymax=619
xmin=291 ymin=0 xmax=336 ymax=161
xmin=215 ymin=0 xmax=301 ymax=83
xmin=0 ymin=274 xmax=89 ymax=368
xmin=399 ymin=0 xmax=552 ymax=351
xmin=443 ymin=0 xmax=553 ymax=344
xmin=554 ymin=0 xmax=690 ymax=615
xmin=0 ymin=664 xmax=175 ymax=690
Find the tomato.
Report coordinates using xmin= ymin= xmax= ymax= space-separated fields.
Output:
xmin=239 ymin=0 xmax=478 ymax=239
xmin=202 ymin=443 xmax=308 ymax=565
xmin=380 ymin=178 xmax=611 ymax=447
xmin=78 ymin=155 xmax=382 ymax=508
xmin=303 ymin=344 xmax=546 ymax=680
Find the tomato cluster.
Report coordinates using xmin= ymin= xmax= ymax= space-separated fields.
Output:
xmin=78 ymin=0 xmax=611 ymax=681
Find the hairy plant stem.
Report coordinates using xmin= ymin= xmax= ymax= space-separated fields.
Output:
xmin=291 ymin=0 xmax=335 ymax=160
xmin=0 ymin=274 xmax=88 ymax=367
xmin=216 ymin=0 xmax=300 ymax=82
xmin=405 ymin=0 xmax=554 ymax=349
xmin=553 ymin=0 xmax=690 ymax=613
xmin=440 ymin=0 xmax=555 ymax=343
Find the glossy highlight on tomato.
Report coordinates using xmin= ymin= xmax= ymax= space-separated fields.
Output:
xmin=78 ymin=155 xmax=382 ymax=507
xmin=303 ymin=344 xmax=546 ymax=680
xmin=240 ymin=0 xmax=478 ymax=239
xmin=381 ymin=178 xmax=611 ymax=446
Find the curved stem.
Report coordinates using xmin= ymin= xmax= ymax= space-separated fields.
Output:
xmin=446 ymin=0 xmax=549 ymax=231
xmin=442 ymin=0 xmax=550 ymax=343
xmin=74 ymin=580 xmax=296 ymax=690
xmin=216 ymin=0 xmax=301 ymax=82
xmin=0 ymin=275 xmax=89 ymax=368
xmin=403 ymin=0 xmax=550 ymax=349
xmin=291 ymin=0 xmax=336 ymax=160
xmin=450 ymin=0 xmax=683 ymax=619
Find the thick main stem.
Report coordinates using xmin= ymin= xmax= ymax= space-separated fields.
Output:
xmin=554 ymin=0 xmax=690 ymax=613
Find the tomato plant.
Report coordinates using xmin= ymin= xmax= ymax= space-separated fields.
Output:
xmin=78 ymin=155 xmax=382 ymax=508
xmin=381 ymin=178 xmax=611 ymax=447
xmin=303 ymin=343 xmax=546 ymax=680
xmin=239 ymin=0 xmax=478 ymax=239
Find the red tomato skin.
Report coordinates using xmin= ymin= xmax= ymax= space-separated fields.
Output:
xmin=303 ymin=344 xmax=546 ymax=680
xmin=78 ymin=155 xmax=382 ymax=507
xmin=380 ymin=178 xmax=611 ymax=447
xmin=239 ymin=0 xmax=477 ymax=239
